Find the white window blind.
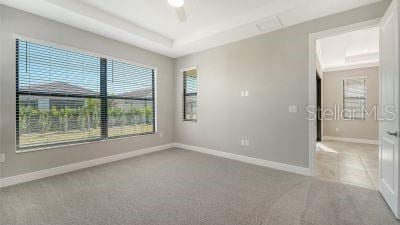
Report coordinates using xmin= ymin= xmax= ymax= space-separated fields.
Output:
xmin=17 ymin=39 xmax=102 ymax=149
xmin=106 ymin=60 xmax=155 ymax=138
xmin=183 ymin=69 xmax=197 ymax=121
xmin=16 ymin=39 xmax=155 ymax=151
xmin=343 ymin=76 xmax=367 ymax=119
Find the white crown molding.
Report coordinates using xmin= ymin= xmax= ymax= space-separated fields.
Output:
xmin=323 ymin=60 xmax=379 ymax=72
xmin=1 ymin=0 xmax=384 ymax=58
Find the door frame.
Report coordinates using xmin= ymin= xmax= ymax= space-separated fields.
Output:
xmin=378 ymin=0 xmax=399 ymax=217
xmin=308 ymin=18 xmax=381 ymax=176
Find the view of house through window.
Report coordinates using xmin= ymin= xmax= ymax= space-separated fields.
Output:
xmin=16 ymin=39 xmax=155 ymax=150
xmin=183 ymin=68 xmax=197 ymax=121
xmin=107 ymin=60 xmax=155 ymax=137
xmin=343 ymin=76 xmax=367 ymax=119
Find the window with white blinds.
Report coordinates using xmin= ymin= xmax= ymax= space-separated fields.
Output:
xmin=183 ymin=69 xmax=197 ymax=121
xmin=107 ymin=60 xmax=155 ymax=138
xmin=343 ymin=76 xmax=367 ymax=120
xmin=16 ymin=39 xmax=156 ymax=151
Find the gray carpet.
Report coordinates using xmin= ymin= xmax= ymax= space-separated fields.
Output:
xmin=1 ymin=148 xmax=399 ymax=225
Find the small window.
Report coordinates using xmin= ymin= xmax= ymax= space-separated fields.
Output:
xmin=343 ymin=76 xmax=367 ymax=120
xmin=183 ymin=68 xmax=197 ymax=121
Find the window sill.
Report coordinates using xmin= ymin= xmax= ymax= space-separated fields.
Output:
xmin=183 ymin=119 xmax=197 ymax=122
xmin=16 ymin=132 xmax=159 ymax=154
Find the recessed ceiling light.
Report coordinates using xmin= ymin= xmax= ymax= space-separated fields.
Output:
xmin=168 ymin=0 xmax=184 ymax=8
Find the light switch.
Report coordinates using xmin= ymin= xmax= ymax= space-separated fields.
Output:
xmin=241 ymin=139 xmax=250 ymax=147
xmin=241 ymin=90 xmax=249 ymax=97
xmin=289 ymin=105 xmax=297 ymax=113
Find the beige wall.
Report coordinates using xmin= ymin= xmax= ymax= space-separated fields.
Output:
xmin=322 ymin=67 xmax=379 ymax=140
xmin=174 ymin=1 xmax=389 ymax=168
xmin=0 ymin=5 xmax=175 ymax=178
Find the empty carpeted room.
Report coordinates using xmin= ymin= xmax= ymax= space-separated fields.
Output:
xmin=2 ymin=0 xmax=400 ymax=224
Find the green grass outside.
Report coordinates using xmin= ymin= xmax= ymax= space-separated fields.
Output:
xmin=19 ymin=124 xmax=154 ymax=149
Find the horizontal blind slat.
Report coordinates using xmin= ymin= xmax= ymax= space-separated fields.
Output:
xmin=343 ymin=77 xmax=367 ymax=119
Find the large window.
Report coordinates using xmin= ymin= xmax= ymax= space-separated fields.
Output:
xmin=343 ymin=76 xmax=367 ymax=120
xmin=16 ymin=39 xmax=155 ymax=151
xmin=183 ymin=69 xmax=197 ymax=121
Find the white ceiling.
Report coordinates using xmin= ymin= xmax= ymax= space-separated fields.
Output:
xmin=1 ymin=0 xmax=384 ymax=58
xmin=82 ymin=0 xmax=274 ymax=39
xmin=316 ymin=27 xmax=379 ymax=72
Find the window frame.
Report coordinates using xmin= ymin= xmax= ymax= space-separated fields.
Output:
xmin=15 ymin=36 xmax=158 ymax=152
xmin=342 ymin=76 xmax=367 ymax=120
xmin=182 ymin=67 xmax=198 ymax=122
xmin=106 ymin=60 xmax=156 ymax=139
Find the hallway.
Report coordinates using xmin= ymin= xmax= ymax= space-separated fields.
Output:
xmin=315 ymin=141 xmax=378 ymax=189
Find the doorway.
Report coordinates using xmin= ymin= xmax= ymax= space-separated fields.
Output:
xmin=316 ymin=72 xmax=322 ymax=142
xmin=314 ymin=26 xmax=380 ymax=189
xmin=309 ymin=19 xmax=383 ymax=172
xmin=309 ymin=1 xmax=400 ymax=216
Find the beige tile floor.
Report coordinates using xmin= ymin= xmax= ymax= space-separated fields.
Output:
xmin=315 ymin=141 xmax=379 ymax=189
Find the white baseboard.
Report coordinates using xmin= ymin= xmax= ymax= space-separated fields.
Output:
xmin=322 ymin=136 xmax=378 ymax=145
xmin=1 ymin=142 xmax=312 ymax=188
xmin=0 ymin=143 xmax=174 ymax=188
xmin=174 ymin=143 xmax=311 ymax=176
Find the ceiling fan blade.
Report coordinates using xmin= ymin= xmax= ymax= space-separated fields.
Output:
xmin=175 ymin=6 xmax=187 ymax=22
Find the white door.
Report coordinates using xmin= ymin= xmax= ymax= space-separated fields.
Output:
xmin=379 ymin=0 xmax=399 ymax=218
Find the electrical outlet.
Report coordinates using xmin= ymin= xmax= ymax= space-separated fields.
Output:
xmin=335 ymin=128 xmax=340 ymax=132
xmin=159 ymin=132 xmax=164 ymax=138
xmin=0 ymin=153 xmax=5 ymax=163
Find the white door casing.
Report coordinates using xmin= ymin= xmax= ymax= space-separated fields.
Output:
xmin=379 ymin=0 xmax=399 ymax=218
xmin=308 ymin=18 xmax=381 ymax=177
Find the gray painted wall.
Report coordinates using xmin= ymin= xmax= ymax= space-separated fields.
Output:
xmin=0 ymin=5 xmax=175 ymax=178
xmin=174 ymin=1 xmax=389 ymax=168
xmin=323 ymin=67 xmax=379 ymax=140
